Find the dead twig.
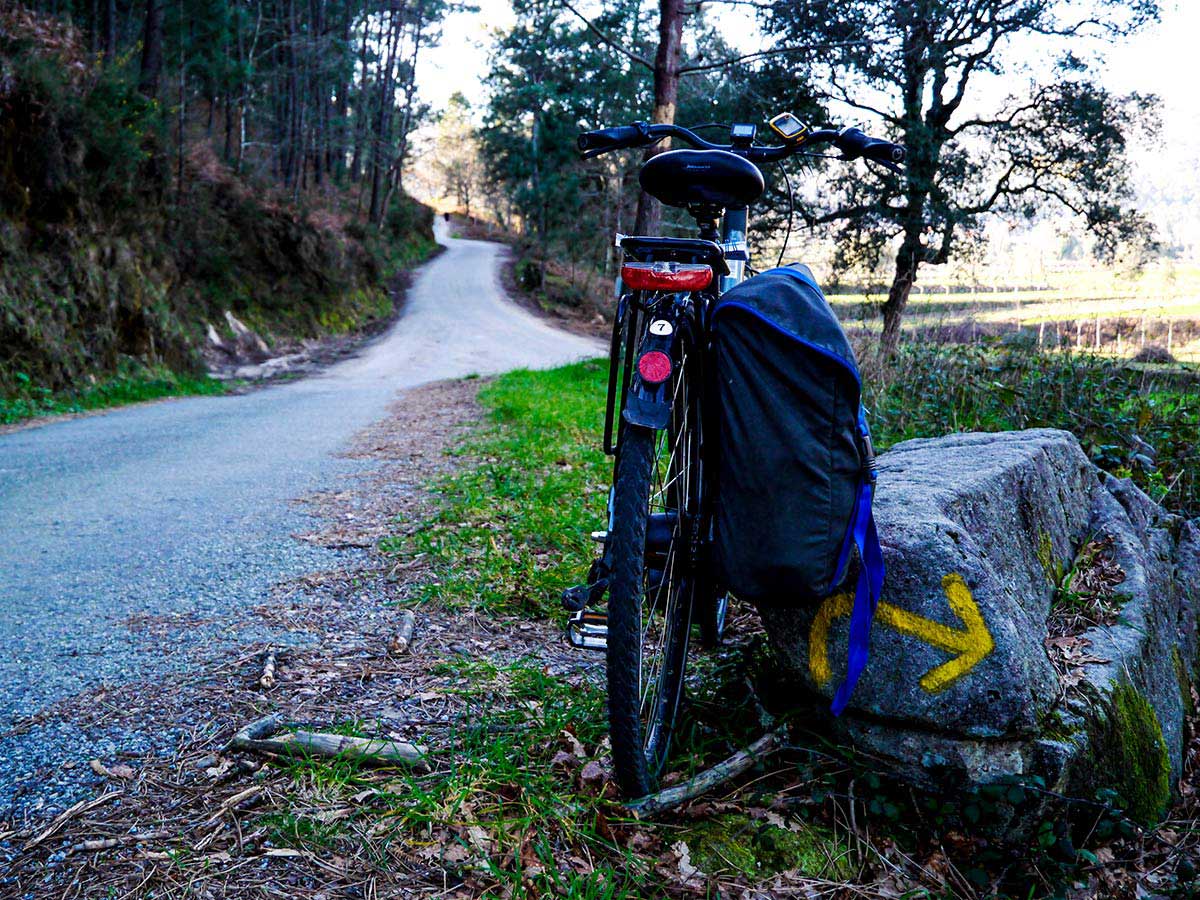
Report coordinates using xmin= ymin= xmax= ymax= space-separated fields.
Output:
xmin=388 ymin=609 xmax=417 ymax=655
xmin=229 ymin=713 xmax=428 ymax=770
xmin=227 ymin=713 xmax=285 ymax=749
xmin=22 ymin=789 xmax=123 ymax=851
xmin=259 ymin=648 xmax=277 ymax=689
xmin=68 ymin=829 xmax=172 ymax=855
xmin=626 ymin=726 xmax=788 ymax=816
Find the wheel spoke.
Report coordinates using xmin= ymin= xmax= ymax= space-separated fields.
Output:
xmin=634 ymin=344 xmax=696 ymax=760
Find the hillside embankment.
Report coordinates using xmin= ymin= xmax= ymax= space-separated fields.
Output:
xmin=0 ymin=7 xmax=435 ymax=407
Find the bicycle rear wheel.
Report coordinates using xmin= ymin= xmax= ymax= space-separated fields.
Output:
xmin=606 ymin=358 xmax=699 ymax=797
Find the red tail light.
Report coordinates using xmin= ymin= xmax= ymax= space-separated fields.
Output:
xmin=621 ymin=262 xmax=712 ymax=292
xmin=637 ymin=350 xmax=672 ymax=384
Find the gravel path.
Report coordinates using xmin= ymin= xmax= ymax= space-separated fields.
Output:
xmin=0 ymin=221 xmax=602 ymax=815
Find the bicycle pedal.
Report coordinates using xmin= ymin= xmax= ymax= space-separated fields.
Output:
xmin=561 ymin=583 xmax=590 ymax=612
xmin=566 ymin=609 xmax=608 ymax=651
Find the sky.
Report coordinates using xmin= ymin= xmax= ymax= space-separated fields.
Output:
xmin=420 ymin=1 xmax=1200 ymax=125
xmin=414 ymin=1 xmax=1200 ymax=245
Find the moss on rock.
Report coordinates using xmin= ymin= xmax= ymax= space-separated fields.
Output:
xmin=1089 ymin=682 xmax=1170 ymax=825
xmin=1039 ymin=708 xmax=1081 ymax=744
xmin=679 ymin=813 xmax=854 ymax=880
xmin=1173 ymin=648 xmax=1195 ymax=720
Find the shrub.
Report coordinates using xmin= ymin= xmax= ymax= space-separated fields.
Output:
xmin=866 ymin=343 xmax=1200 ymax=517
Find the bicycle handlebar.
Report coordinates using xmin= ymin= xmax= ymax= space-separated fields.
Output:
xmin=576 ymin=123 xmax=650 ymax=157
xmin=577 ymin=121 xmax=906 ymax=168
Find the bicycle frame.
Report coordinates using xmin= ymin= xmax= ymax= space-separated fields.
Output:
xmin=572 ymin=116 xmax=906 ymax=793
xmin=604 ymin=202 xmax=752 ymax=454
xmin=595 ymin=201 xmax=756 ymax=624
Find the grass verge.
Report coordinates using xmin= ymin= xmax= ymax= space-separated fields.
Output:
xmin=0 ymin=364 xmax=227 ymax=425
xmin=381 ymin=359 xmax=611 ymax=619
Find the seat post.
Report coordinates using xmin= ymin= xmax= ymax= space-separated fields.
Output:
xmin=720 ymin=207 xmax=749 ymax=291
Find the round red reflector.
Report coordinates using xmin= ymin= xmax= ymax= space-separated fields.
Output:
xmin=637 ymin=350 xmax=672 ymax=384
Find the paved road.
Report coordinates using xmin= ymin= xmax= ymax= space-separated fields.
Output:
xmin=0 ymin=222 xmax=600 ymax=812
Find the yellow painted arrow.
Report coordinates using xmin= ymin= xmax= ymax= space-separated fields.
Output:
xmin=809 ymin=573 xmax=994 ymax=694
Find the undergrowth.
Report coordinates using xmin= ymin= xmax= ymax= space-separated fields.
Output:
xmin=865 ymin=342 xmax=1200 ymax=517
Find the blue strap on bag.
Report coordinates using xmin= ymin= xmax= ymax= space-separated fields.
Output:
xmin=830 ymin=409 xmax=885 ymax=716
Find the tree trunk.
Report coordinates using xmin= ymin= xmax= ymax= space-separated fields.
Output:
xmin=349 ymin=13 xmax=373 ymax=183
xmin=381 ymin=6 xmax=424 ymax=222
xmin=632 ymin=0 xmax=685 ymax=237
xmin=224 ymin=95 xmax=234 ymax=160
xmin=138 ymin=0 xmax=164 ymax=98
xmin=331 ymin=4 xmax=352 ymax=177
xmin=880 ymin=239 xmax=921 ymax=356
xmin=235 ymin=1 xmax=249 ymax=172
xmin=102 ymin=0 xmax=116 ymax=60
xmin=369 ymin=1 xmax=404 ymax=224
xmin=176 ymin=12 xmax=188 ymax=200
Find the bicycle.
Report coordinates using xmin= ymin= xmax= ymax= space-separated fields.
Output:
xmin=562 ymin=114 xmax=906 ymax=798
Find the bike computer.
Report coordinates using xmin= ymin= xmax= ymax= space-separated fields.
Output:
xmin=769 ymin=112 xmax=807 ymax=142
xmin=730 ymin=123 xmax=756 ymax=147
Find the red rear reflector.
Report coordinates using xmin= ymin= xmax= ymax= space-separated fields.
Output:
xmin=637 ymin=350 xmax=672 ymax=384
xmin=621 ymin=262 xmax=712 ymax=291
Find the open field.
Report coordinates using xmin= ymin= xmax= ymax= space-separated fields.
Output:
xmin=829 ymin=261 xmax=1200 ymax=361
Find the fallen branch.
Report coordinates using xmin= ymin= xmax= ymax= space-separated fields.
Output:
xmin=229 ymin=713 xmax=283 ymax=747
xmin=229 ymin=714 xmax=428 ymax=771
xmin=626 ymin=726 xmax=788 ymax=816
xmin=259 ymin=648 xmax=277 ymax=689
xmin=388 ymin=610 xmax=417 ymax=655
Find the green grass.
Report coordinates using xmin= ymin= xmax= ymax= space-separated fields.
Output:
xmin=0 ymin=365 xmax=228 ymax=425
xmin=864 ymin=343 xmax=1200 ymax=517
xmin=380 ymin=360 xmax=611 ymax=618
xmin=253 ymin=657 xmax=663 ymax=896
xmin=257 ymin=349 xmax=1199 ymax=896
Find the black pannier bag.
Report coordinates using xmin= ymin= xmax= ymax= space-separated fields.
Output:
xmin=711 ymin=264 xmax=884 ymax=714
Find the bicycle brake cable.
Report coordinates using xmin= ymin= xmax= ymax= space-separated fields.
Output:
xmin=776 ymin=159 xmax=796 ymax=270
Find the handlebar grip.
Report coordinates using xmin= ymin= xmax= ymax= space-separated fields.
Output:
xmin=834 ymin=126 xmax=905 ymax=165
xmin=864 ymin=141 xmax=906 ymax=165
xmin=577 ymin=124 xmax=647 ymax=156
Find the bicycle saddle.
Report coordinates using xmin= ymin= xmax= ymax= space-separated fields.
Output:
xmin=639 ymin=149 xmax=765 ymax=211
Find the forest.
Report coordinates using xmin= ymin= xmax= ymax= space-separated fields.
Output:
xmin=0 ymin=0 xmax=451 ymax=410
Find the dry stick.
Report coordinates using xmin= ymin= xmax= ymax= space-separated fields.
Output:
xmin=626 ymin=726 xmax=788 ymax=816
xmin=229 ymin=713 xmax=428 ymax=771
xmin=228 ymin=713 xmax=284 ymax=748
xmin=23 ymin=790 xmax=123 ymax=851
xmin=259 ymin=648 xmax=277 ymax=690
xmin=388 ymin=609 xmax=416 ymax=655
xmin=68 ymin=829 xmax=172 ymax=855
